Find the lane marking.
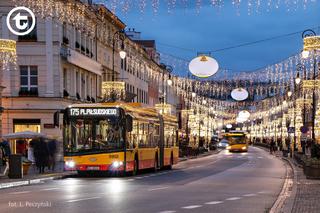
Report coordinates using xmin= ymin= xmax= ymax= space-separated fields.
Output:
xmin=205 ymin=201 xmax=223 ymax=205
xmin=258 ymin=191 xmax=268 ymax=194
xmin=159 ymin=211 xmax=176 ymax=213
xmin=182 ymin=205 xmax=202 ymax=209
xmin=135 ymin=177 xmax=144 ymax=179
xmin=127 ymin=179 xmax=135 ymax=181
xmin=66 ymin=196 xmax=101 ymax=203
xmin=10 ymin=191 xmax=31 ymax=194
xmin=148 ymin=186 xmax=169 ymax=191
xmin=40 ymin=188 xmax=59 ymax=191
xmin=243 ymin=193 xmax=256 ymax=197
xmin=226 ymin=197 xmax=241 ymax=201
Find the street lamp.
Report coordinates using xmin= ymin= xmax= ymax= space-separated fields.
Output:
xmin=302 ymin=29 xmax=319 ymax=143
xmin=112 ymin=30 xmax=126 ymax=82
xmin=295 ymin=72 xmax=301 ymax=85
xmin=296 ymin=63 xmax=307 ymax=130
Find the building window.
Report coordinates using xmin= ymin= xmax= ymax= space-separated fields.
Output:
xmin=13 ymin=119 xmax=41 ymax=134
xmin=18 ymin=17 xmax=37 ymax=42
xmin=19 ymin=66 xmax=38 ymax=96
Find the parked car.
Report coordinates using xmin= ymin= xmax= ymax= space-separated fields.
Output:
xmin=209 ymin=135 xmax=219 ymax=150
xmin=217 ymin=139 xmax=229 ymax=149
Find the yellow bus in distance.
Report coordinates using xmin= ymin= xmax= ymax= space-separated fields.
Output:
xmin=224 ymin=131 xmax=248 ymax=152
xmin=61 ymin=102 xmax=179 ymax=176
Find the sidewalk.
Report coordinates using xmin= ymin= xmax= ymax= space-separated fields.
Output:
xmin=254 ymin=145 xmax=320 ymax=213
xmin=286 ymin=158 xmax=320 ymax=213
xmin=0 ymin=161 xmax=75 ymax=190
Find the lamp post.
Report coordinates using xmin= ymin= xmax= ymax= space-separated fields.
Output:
xmin=112 ymin=30 xmax=126 ymax=82
xmin=165 ymin=66 xmax=173 ymax=104
xmin=302 ymin=29 xmax=319 ymax=143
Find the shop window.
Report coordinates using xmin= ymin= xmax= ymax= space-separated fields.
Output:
xmin=13 ymin=119 xmax=41 ymax=133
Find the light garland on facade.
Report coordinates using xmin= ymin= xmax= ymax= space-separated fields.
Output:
xmin=0 ymin=39 xmax=17 ymax=71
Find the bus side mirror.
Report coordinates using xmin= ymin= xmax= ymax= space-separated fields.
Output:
xmin=54 ymin=111 xmax=60 ymax=127
xmin=126 ymin=115 xmax=133 ymax=132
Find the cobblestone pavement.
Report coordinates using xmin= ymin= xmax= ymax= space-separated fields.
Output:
xmin=291 ymin=165 xmax=320 ymax=213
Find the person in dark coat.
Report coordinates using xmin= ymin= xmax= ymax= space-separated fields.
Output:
xmin=33 ymin=138 xmax=49 ymax=174
xmin=0 ymin=139 xmax=11 ymax=175
xmin=47 ymin=139 xmax=57 ymax=171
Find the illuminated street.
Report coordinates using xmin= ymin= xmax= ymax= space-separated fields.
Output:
xmin=1 ymin=1 xmax=320 ymax=213
xmin=0 ymin=147 xmax=287 ymax=213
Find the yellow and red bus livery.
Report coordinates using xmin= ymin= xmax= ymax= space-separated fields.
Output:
xmin=62 ymin=102 xmax=178 ymax=175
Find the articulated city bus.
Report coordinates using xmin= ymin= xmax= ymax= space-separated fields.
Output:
xmin=224 ymin=131 xmax=248 ymax=152
xmin=62 ymin=102 xmax=179 ymax=175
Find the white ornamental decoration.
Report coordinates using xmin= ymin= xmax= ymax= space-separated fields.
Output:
xmin=231 ymin=88 xmax=249 ymax=101
xmin=189 ymin=55 xmax=219 ymax=78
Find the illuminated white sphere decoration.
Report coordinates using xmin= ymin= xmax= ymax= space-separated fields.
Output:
xmin=236 ymin=116 xmax=247 ymax=123
xmin=301 ymin=50 xmax=310 ymax=59
xmin=119 ymin=50 xmax=127 ymax=59
xmin=231 ymin=88 xmax=249 ymax=101
xmin=238 ymin=110 xmax=250 ymax=119
xmin=226 ymin=124 xmax=233 ymax=129
xmin=188 ymin=55 xmax=219 ymax=78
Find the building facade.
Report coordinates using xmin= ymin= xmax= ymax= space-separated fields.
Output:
xmin=0 ymin=0 xmax=180 ymax=140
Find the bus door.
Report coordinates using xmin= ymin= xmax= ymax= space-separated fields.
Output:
xmin=159 ymin=116 xmax=165 ymax=168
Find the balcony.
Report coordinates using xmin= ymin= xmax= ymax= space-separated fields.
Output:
xmin=60 ymin=46 xmax=102 ymax=76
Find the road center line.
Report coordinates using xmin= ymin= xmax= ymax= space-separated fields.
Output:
xmin=40 ymin=188 xmax=59 ymax=191
xmin=66 ymin=196 xmax=101 ymax=203
xmin=158 ymin=211 xmax=176 ymax=213
xmin=182 ymin=205 xmax=202 ymax=209
xmin=149 ymin=186 xmax=169 ymax=191
xmin=243 ymin=193 xmax=256 ymax=197
xmin=10 ymin=191 xmax=31 ymax=194
xmin=205 ymin=201 xmax=223 ymax=205
xmin=226 ymin=197 xmax=241 ymax=201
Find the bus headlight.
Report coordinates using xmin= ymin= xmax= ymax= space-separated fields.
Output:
xmin=111 ymin=161 xmax=123 ymax=168
xmin=65 ymin=160 xmax=75 ymax=168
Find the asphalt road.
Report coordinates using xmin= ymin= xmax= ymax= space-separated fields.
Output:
xmin=0 ymin=147 xmax=286 ymax=213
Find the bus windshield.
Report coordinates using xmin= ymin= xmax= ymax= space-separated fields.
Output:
xmin=224 ymin=135 xmax=246 ymax=145
xmin=64 ymin=117 xmax=124 ymax=154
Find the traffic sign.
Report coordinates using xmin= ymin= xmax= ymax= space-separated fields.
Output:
xmin=287 ymin=127 xmax=295 ymax=133
xmin=300 ymin=126 xmax=309 ymax=134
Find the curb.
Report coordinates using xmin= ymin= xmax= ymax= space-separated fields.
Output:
xmin=0 ymin=172 xmax=75 ymax=190
xmin=269 ymin=157 xmax=295 ymax=213
xmin=254 ymin=146 xmax=296 ymax=213
xmin=280 ymin=157 xmax=298 ymax=213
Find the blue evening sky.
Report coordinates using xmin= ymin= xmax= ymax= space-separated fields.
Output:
xmin=99 ymin=1 xmax=320 ymax=76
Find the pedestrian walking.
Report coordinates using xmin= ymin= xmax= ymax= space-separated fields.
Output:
xmin=47 ymin=139 xmax=57 ymax=171
xmin=0 ymin=139 xmax=11 ymax=176
xmin=27 ymin=141 xmax=35 ymax=163
xmin=270 ymin=140 xmax=276 ymax=154
xmin=33 ymin=138 xmax=49 ymax=174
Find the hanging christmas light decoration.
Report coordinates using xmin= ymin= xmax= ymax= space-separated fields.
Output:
xmin=0 ymin=39 xmax=17 ymax=68
xmin=238 ymin=110 xmax=251 ymax=119
xmin=95 ymin=0 xmax=317 ymax=15
xmin=231 ymin=88 xmax=249 ymax=101
xmin=188 ymin=55 xmax=219 ymax=78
